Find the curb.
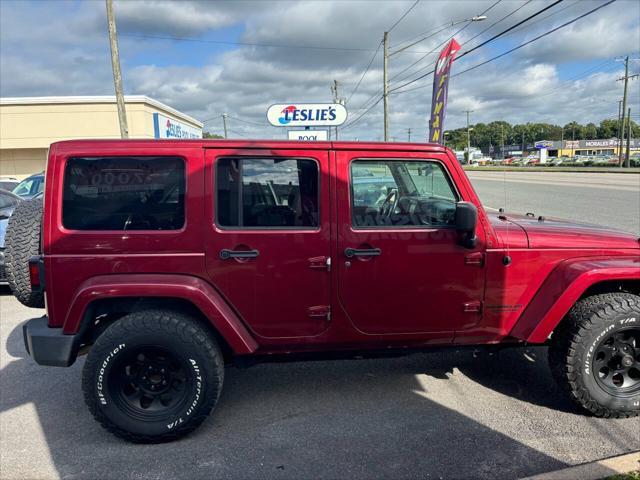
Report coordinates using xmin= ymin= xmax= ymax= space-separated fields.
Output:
xmin=521 ymin=451 xmax=640 ymax=480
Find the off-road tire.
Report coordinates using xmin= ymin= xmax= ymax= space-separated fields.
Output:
xmin=82 ymin=310 xmax=225 ymax=443
xmin=549 ymin=293 xmax=640 ymax=418
xmin=5 ymin=198 xmax=44 ymax=308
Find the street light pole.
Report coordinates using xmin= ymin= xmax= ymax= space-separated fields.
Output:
xmin=382 ymin=15 xmax=487 ymax=144
xmin=383 ymin=31 xmax=389 ymax=142
xmin=465 ymin=110 xmax=473 ymax=164
xmin=222 ymin=114 xmax=228 ymax=139
xmin=106 ymin=0 xmax=128 ymax=138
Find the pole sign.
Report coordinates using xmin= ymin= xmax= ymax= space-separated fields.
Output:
xmin=288 ymin=130 xmax=328 ymax=141
xmin=428 ymin=38 xmax=460 ymax=144
xmin=153 ymin=113 xmax=202 ymax=139
xmin=267 ymin=103 xmax=347 ymax=127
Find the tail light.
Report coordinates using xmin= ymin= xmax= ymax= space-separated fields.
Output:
xmin=28 ymin=256 xmax=44 ymax=292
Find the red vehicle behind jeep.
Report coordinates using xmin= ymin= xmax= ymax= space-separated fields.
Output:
xmin=6 ymin=139 xmax=639 ymax=443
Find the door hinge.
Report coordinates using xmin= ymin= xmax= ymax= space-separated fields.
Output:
xmin=307 ymin=305 xmax=331 ymax=321
xmin=464 ymin=252 xmax=485 ymax=267
xmin=308 ymin=256 xmax=331 ymax=271
xmin=463 ymin=300 xmax=482 ymax=313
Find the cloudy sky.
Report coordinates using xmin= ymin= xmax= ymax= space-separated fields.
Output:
xmin=1 ymin=0 xmax=639 ymax=141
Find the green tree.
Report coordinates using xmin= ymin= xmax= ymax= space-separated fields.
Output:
xmin=583 ymin=122 xmax=598 ymax=139
xmin=203 ymin=131 xmax=224 ymax=139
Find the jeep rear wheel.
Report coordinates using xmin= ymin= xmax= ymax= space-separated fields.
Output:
xmin=82 ymin=310 xmax=224 ymax=443
xmin=549 ymin=293 xmax=640 ymax=418
xmin=5 ymin=198 xmax=44 ymax=308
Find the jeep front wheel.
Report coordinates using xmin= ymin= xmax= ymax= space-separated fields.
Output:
xmin=82 ymin=310 xmax=224 ymax=443
xmin=549 ymin=293 xmax=640 ymax=418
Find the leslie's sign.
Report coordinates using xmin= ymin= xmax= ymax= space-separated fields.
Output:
xmin=267 ymin=103 xmax=347 ymax=127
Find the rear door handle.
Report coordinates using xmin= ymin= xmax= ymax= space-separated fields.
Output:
xmin=220 ymin=249 xmax=260 ymax=260
xmin=344 ymin=247 xmax=381 ymax=258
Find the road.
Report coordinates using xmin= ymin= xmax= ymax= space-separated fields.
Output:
xmin=2 ymin=291 xmax=639 ymax=480
xmin=466 ymin=171 xmax=640 ymax=235
xmin=1 ymin=171 xmax=640 ymax=480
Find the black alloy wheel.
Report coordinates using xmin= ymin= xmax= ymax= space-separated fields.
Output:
xmin=110 ymin=347 xmax=191 ymax=419
xmin=592 ymin=328 xmax=640 ymax=396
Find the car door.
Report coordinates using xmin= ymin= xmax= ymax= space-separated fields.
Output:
xmin=204 ymin=148 xmax=331 ymax=339
xmin=335 ymin=150 xmax=486 ymax=337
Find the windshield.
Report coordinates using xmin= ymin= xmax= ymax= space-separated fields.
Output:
xmin=12 ymin=176 xmax=44 ymax=198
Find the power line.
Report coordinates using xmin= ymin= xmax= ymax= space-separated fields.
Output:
xmin=455 ymin=0 xmax=564 ymax=62
xmin=452 ymin=0 xmax=617 ymax=78
xmin=388 ymin=0 xmax=573 ymax=94
xmin=462 ymin=0 xmax=533 ymax=47
xmin=119 ymin=32 xmax=441 ymax=55
xmin=345 ymin=0 xmax=504 ymax=133
xmin=387 ymin=0 xmax=420 ymax=33
xmin=347 ymin=40 xmax=383 ymax=103
xmin=226 ymin=114 xmax=268 ymax=127
xmin=390 ymin=56 xmax=622 ymax=97
xmin=340 ymin=96 xmax=384 ymax=132
xmin=499 ymin=0 xmax=580 ymax=39
xmin=388 ymin=0 xmax=503 ymax=85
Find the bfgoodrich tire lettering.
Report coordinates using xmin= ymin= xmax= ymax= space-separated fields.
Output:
xmin=549 ymin=293 xmax=640 ymax=418
xmin=5 ymin=198 xmax=44 ymax=308
xmin=82 ymin=310 xmax=224 ymax=443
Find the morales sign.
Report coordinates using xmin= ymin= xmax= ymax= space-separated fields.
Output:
xmin=428 ymin=38 xmax=460 ymax=144
xmin=267 ymin=103 xmax=347 ymax=127
xmin=153 ymin=113 xmax=202 ymax=139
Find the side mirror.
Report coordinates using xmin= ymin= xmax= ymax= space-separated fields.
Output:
xmin=455 ymin=201 xmax=478 ymax=248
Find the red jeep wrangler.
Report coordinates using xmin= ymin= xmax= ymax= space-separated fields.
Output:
xmin=6 ymin=139 xmax=639 ymax=443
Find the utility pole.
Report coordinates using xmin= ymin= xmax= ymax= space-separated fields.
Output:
xmin=106 ymin=0 xmax=128 ymax=138
xmin=617 ymin=100 xmax=623 ymax=156
xmin=406 ymin=128 xmax=412 ymax=142
xmin=331 ymin=79 xmax=345 ymax=140
xmin=571 ymin=125 xmax=575 ymax=159
xmin=382 ymin=16 xmax=487 ymax=144
xmin=618 ymin=56 xmax=629 ymax=166
xmin=500 ymin=124 xmax=504 ymax=159
xmin=625 ymin=107 xmax=631 ymax=167
xmin=465 ymin=110 xmax=473 ymax=164
xmin=616 ymin=57 xmax=639 ymax=166
xmin=222 ymin=113 xmax=228 ymax=139
xmin=383 ymin=31 xmax=389 ymax=142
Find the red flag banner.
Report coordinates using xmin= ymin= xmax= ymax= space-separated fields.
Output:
xmin=428 ymin=38 xmax=460 ymax=144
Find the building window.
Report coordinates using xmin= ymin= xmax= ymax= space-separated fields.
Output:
xmin=351 ymin=160 xmax=458 ymax=228
xmin=216 ymin=158 xmax=319 ymax=228
xmin=63 ymin=156 xmax=185 ymax=230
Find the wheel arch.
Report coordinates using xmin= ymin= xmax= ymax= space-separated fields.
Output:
xmin=509 ymin=256 xmax=640 ymax=343
xmin=64 ymin=274 xmax=258 ymax=356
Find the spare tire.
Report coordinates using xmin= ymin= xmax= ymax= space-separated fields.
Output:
xmin=5 ymin=198 xmax=44 ymax=308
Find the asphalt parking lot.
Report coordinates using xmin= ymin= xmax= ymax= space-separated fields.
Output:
xmin=1 ymin=171 xmax=639 ymax=480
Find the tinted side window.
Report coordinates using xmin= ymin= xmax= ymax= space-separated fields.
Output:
xmin=63 ymin=157 xmax=185 ymax=230
xmin=216 ymin=158 xmax=319 ymax=228
xmin=351 ymin=160 xmax=458 ymax=228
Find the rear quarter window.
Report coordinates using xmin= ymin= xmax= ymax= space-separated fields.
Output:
xmin=62 ymin=156 xmax=185 ymax=231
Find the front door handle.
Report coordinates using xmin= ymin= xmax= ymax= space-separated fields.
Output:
xmin=220 ymin=249 xmax=260 ymax=260
xmin=344 ymin=247 xmax=382 ymax=258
